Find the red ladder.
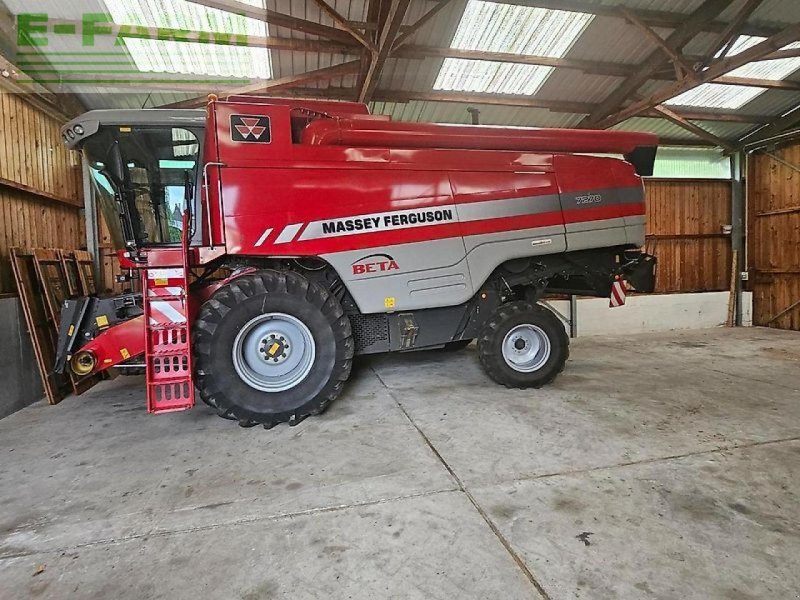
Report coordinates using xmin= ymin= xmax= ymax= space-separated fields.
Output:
xmin=142 ymin=247 xmax=195 ymax=414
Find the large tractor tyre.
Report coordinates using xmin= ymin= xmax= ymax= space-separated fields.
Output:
xmin=477 ymin=301 xmax=569 ymax=389
xmin=193 ymin=270 xmax=354 ymax=428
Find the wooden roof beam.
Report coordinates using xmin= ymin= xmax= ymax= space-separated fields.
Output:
xmin=597 ymin=23 xmax=800 ymax=129
xmin=164 ymin=60 xmax=362 ymax=108
xmin=583 ymin=0 xmax=730 ymax=127
xmin=618 ymin=7 xmax=698 ymax=81
xmin=392 ymin=0 xmax=456 ymax=50
xmin=703 ymin=0 xmax=765 ymax=66
xmin=357 ymin=0 xmax=410 ymax=103
xmin=311 ymin=0 xmax=375 ymax=51
xmin=187 ymin=0 xmax=358 ymax=45
xmin=651 ymin=105 xmax=735 ymax=151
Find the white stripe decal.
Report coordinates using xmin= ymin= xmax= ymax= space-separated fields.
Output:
xmin=147 ymin=287 xmax=183 ymax=297
xmin=254 ymin=227 xmax=273 ymax=247
xmin=274 ymin=223 xmax=304 ymax=244
xmin=151 ymin=301 xmax=187 ymax=324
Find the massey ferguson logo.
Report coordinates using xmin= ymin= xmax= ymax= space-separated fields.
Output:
xmin=231 ymin=115 xmax=271 ymax=143
xmin=352 ymin=253 xmax=400 ymax=275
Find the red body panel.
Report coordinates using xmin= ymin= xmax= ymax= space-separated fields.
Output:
xmin=79 ymin=315 xmax=146 ymax=372
xmin=301 ymin=117 xmax=655 ymax=154
xmin=206 ymin=100 xmax=654 ymax=262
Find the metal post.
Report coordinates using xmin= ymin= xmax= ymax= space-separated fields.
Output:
xmin=569 ymin=294 xmax=578 ymax=338
xmin=82 ymin=159 xmax=101 ymax=281
xmin=730 ymin=151 xmax=745 ymax=326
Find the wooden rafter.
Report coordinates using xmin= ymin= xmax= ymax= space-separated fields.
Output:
xmin=583 ymin=0 xmax=730 ymax=127
xmin=164 ymin=60 xmax=362 ymax=108
xmin=713 ymin=75 xmax=800 ymax=91
xmin=357 ymin=0 xmax=410 ymax=103
xmin=703 ymin=0 xmax=765 ymax=65
xmin=354 ymin=0 xmax=382 ymax=101
xmin=187 ymin=0 xmax=357 ymax=45
xmin=311 ymin=0 xmax=375 ymax=51
xmin=597 ymin=23 xmax=800 ymax=129
xmin=392 ymin=0 xmax=456 ymax=50
xmin=396 ymin=45 xmax=632 ymax=76
xmin=618 ymin=7 xmax=699 ymax=80
xmin=651 ymin=105 xmax=734 ymax=151
xmin=28 ymin=16 xmax=794 ymax=96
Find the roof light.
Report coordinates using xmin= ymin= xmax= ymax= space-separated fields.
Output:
xmin=666 ymin=36 xmax=800 ymax=110
xmin=434 ymin=1 xmax=593 ymax=96
xmin=102 ymin=0 xmax=272 ymax=80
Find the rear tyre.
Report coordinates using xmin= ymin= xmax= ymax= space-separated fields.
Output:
xmin=193 ymin=270 xmax=354 ymax=428
xmin=477 ymin=301 xmax=568 ymax=388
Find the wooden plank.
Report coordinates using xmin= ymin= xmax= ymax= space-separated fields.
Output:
xmin=644 ymin=179 xmax=732 ymax=293
xmin=32 ymin=248 xmax=102 ymax=396
xmin=74 ymin=250 xmax=97 ymax=295
xmin=59 ymin=250 xmax=82 ymax=297
xmin=10 ymin=248 xmax=69 ymax=404
xmin=748 ymin=142 xmax=800 ymax=330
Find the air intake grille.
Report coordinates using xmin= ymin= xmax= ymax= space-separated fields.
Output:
xmin=349 ymin=314 xmax=390 ymax=353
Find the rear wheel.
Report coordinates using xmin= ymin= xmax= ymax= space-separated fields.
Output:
xmin=477 ymin=301 xmax=568 ymax=388
xmin=193 ymin=270 xmax=354 ymax=428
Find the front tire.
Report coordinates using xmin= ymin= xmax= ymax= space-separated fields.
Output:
xmin=477 ymin=301 xmax=568 ymax=388
xmin=193 ymin=270 xmax=354 ymax=428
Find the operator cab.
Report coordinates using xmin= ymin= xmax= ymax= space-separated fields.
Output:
xmin=61 ymin=110 xmax=206 ymax=251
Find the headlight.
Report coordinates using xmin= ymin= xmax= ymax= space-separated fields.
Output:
xmin=66 ymin=129 xmax=76 ymax=140
xmin=73 ymin=124 xmax=84 ymax=135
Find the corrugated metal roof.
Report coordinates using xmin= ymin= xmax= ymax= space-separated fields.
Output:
xmin=3 ymin=0 xmax=800 ymax=147
xmin=102 ymin=0 xmax=272 ymax=79
xmin=432 ymin=1 xmax=593 ymax=96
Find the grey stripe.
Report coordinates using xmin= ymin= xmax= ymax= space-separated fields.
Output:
xmin=560 ymin=186 xmax=644 ymax=211
xmin=457 ymin=194 xmax=562 ymax=222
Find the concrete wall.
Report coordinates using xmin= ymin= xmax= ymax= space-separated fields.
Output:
xmin=0 ymin=297 xmax=44 ymax=419
xmin=547 ymin=291 xmax=753 ymax=337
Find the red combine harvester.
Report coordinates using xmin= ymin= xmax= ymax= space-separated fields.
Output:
xmin=55 ymin=96 xmax=657 ymax=428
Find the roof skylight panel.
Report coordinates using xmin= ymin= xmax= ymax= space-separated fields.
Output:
xmin=102 ymin=0 xmax=272 ymax=80
xmin=434 ymin=0 xmax=594 ymax=96
xmin=666 ymin=36 xmax=800 ymax=110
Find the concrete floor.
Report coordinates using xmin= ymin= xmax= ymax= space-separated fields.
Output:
xmin=1 ymin=327 xmax=799 ymax=599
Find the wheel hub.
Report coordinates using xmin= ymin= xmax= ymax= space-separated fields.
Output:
xmin=501 ymin=324 xmax=552 ymax=373
xmin=232 ymin=313 xmax=316 ymax=393
xmin=259 ymin=333 xmax=290 ymax=364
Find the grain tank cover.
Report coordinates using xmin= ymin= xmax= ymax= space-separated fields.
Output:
xmin=301 ymin=117 xmax=657 ymax=156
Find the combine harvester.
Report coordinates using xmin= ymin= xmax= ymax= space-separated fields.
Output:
xmin=55 ymin=96 xmax=657 ymax=428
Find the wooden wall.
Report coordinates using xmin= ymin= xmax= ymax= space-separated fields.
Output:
xmin=748 ymin=144 xmax=800 ymax=331
xmin=0 ymin=92 xmax=85 ymax=294
xmin=644 ymin=179 xmax=732 ymax=294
